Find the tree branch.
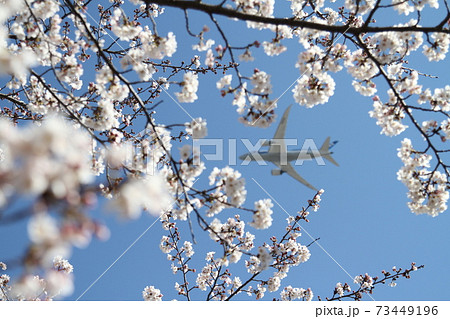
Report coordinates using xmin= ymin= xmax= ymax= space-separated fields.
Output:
xmin=147 ymin=0 xmax=450 ymax=35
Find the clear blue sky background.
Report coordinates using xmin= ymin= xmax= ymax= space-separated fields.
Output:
xmin=1 ymin=1 xmax=450 ymax=301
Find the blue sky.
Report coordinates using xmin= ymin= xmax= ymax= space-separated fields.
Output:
xmin=2 ymin=1 xmax=450 ymax=301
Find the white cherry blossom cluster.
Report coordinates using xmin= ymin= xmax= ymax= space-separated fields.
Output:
xmin=208 ymin=215 xmax=246 ymax=246
xmin=238 ymin=49 xmax=255 ymax=62
xmin=418 ymin=85 xmax=450 ymax=111
xmin=369 ymin=21 xmax=423 ymax=65
xmin=185 ymin=117 xmax=208 ymax=139
xmin=296 ymin=44 xmax=349 ymax=75
xmin=111 ymin=8 xmax=143 ymax=41
xmin=26 ymin=208 xmax=109 ymax=270
xmin=280 ymin=286 xmax=314 ymax=301
xmin=77 ymin=66 xmax=130 ymax=131
xmin=0 ymin=111 xmax=111 ymax=299
xmin=80 ymin=6 xmax=175 ymax=96
xmin=2 ymin=1 xmax=88 ymax=91
xmin=159 ymin=220 xmax=198 ymax=297
xmin=195 ymin=260 xmax=215 ymax=291
xmin=0 ymin=272 xmax=9 ymax=300
xmin=175 ymin=72 xmax=199 ymax=103
xmin=245 ymin=246 xmax=273 ymax=275
xmin=292 ymin=42 xmax=350 ymax=106
xmin=238 ymin=195 xmax=325 ymax=297
xmin=0 ymin=1 xmax=36 ymax=79
xmin=229 ymin=70 xmax=278 ymax=127
xmin=421 ymin=120 xmax=438 ymax=137
xmin=237 ymin=98 xmax=278 ymax=128
xmin=244 ymin=218 xmax=312 ymax=295
xmin=56 ymin=53 xmax=84 ymax=90
xmin=386 ymin=66 xmax=422 ymax=97
xmin=270 ymin=238 xmax=311 ymax=268
xmin=440 ymin=119 xmax=450 ymax=140
xmin=147 ymin=124 xmax=173 ymax=163
xmin=178 ymin=153 xmax=206 ymax=190
xmin=327 ymin=263 xmax=422 ymax=300
xmin=82 ymin=99 xmax=121 ymax=132
xmin=161 ymin=192 xmax=319 ymax=300
xmin=309 ymin=188 xmax=324 ymax=212
xmin=148 ymin=185 xmax=421 ymax=300
xmin=289 ymin=0 xmax=308 ymax=18
xmin=209 ymin=166 xmax=247 ymax=208
xmin=53 ymin=256 xmax=74 ymax=274
xmin=345 ymin=49 xmax=379 ymax=82
xmin=95 ymin=66 xmax=130 ymax=102
xmin=423 ymin=33 xmax=449 ymax=61
xmin=111 ymin=175 xmax=172 ymax=219
xmin=195 ymin=252 xmax=243 ymax=298
xmin=292 ymin=70 xmax=336 ymax=107
xmin=369 ymin=95 xmax=408 ymax=136
xmin=251 ymin=70 xmax=272 ymax=95
xmin=249 ymin=199 xmax=274 ymax=229
xmin=296 ymin=18 xmax=331 ymax=48
xmin=1 ymin=257 xmax=74 ymax=301
xmin=291 ymin=42 xmax=352 ymax=108
xmin=393 ymin=0 xmax=439 ymax=16
xmin=135 ymin=2 xmax=165 ymax=17
xmin=0 ymin=116 xmax=93 ymax=204
xmin=157 ymin=213 xmax=258 ymax=300
xmin=345 ymin=0 xmax=376 ymax=15
xmin=235 ymin=0 xmax=275 ymax=30
xmin=262 ymin=40 xmax=287 ymax=56
xmin=334 ymin=282 xmax=351 ymax=297
xmin=24 ymin=76 xmax=60 ymax=114
xmin=120 ymin=47 xmax=157 ymax=81
xmin=216 ymin=74 xmax=232 ymax=91
xmin=140 ymin=29 xmax=177 ymax=60
xmin=353 ymin=273 xmax=374 ymax=290
xmin=397 ymin=138 xmax=449 ymax=216
xmin=192 ymin=37 xmax=215 ymax=52
xmin=142 ymin=285 xmax=163 ymax=301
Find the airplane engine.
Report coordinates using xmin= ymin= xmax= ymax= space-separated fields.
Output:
xmin=261 ymin=139 xmax=272 ymax=147
xmin=271 ymin=169 xmax=283 ymax=176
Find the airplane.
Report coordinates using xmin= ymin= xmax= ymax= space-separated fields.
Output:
xmin=239 ymin=105 xmax=338 ymax=191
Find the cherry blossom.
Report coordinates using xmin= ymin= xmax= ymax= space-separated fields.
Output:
xmin=185 ymin=117 xmax=208 ymax=139
xmin=142 ymin=285 xmax=163 ymax=301
xmin=249 ymin=199 xmax=274 ymax=229
xmin=292 ymin=71 xmax=336 ymax=107
xmin=175 ymin=72 xmax=199 ymax=103
xmin=397 ymin=138 xmax=449 ymax=217
xmin=111 ymin=175 xmax=172 ymax=219
xmin=209 ymin=167 xmax=247 ymax=207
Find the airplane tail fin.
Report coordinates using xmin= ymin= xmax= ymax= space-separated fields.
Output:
xmin=320 ymin=137 xmax=339 ymax=166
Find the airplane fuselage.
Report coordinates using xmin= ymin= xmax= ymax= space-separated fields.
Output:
xmin=237 ymin=105 xmax=338 ymax=190
xmin=243 ymin=150 xmax=332 ymax=163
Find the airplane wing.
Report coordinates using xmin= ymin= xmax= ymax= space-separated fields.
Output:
xmin=276 ymin=162 xmax=318 ymax=191
xmin=268 ymin=105 xmax=292 ymax=154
